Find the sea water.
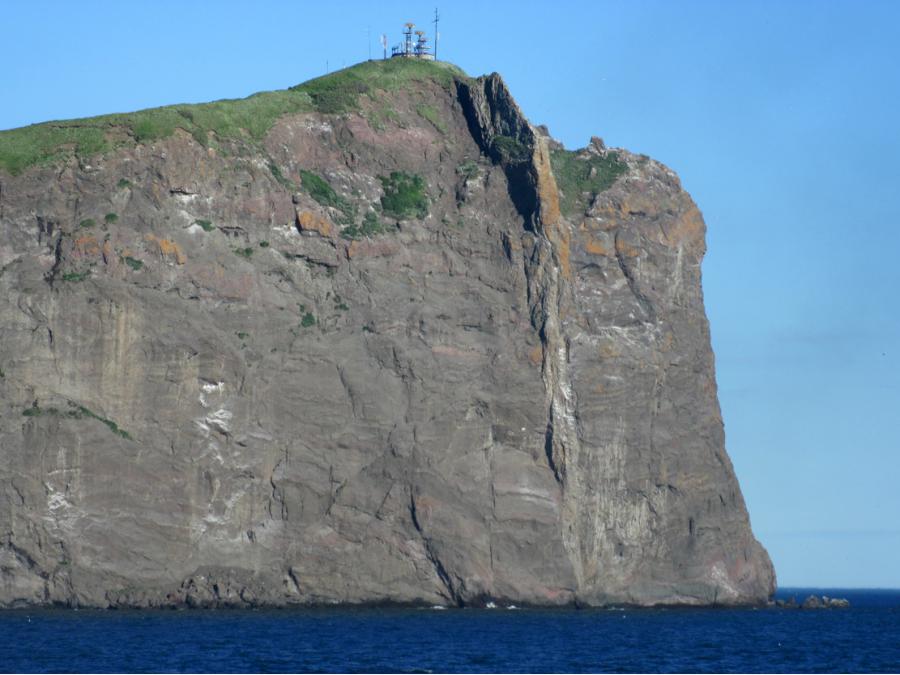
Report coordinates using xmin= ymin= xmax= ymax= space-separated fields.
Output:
xmin=1 ymin=589 xmax=898 ymax=673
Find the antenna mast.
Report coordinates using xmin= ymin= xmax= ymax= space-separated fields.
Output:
xmin=432 ymin=8 xmax=440 ymax=60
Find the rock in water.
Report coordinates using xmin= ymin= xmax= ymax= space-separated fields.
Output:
xmin=0 ymin=60 xmax=775 ymax=608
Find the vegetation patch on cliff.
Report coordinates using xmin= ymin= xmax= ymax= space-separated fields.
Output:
xmin=300 ymin=170 xmax=356 ymax=224
xmin=550 ymin=148 xmax=627 ymax=217
xmin=22 ymin=403 xmax=132 ymax=439
xmin=379 ymin=172 xmax=429 ymax=220
xmin=491 ymin=135 xmax=530 ymax=164
xmin=341 ymin=211 xmax=389 ymax=240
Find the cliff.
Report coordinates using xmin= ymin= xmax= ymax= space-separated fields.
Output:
xmin=0 ymin=59 xmax=775 ymax=608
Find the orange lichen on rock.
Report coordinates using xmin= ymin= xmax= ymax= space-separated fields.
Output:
xmin=663 ymin=203 xmax=706 ymax=248
xmin=533 ymin=138 xmax=561 ymax=227
xmin=528 ymin=343 xmax=544 ymax=366
xmin=584 ymin=236 xmax=610 ymax=256
xmin=552 ymin=224 xmax=572 ymax=279
xmin=614 ymin=237 xmax=641 ymax=259
xmin=73 ymin=234 xmax=100 ymax=257
xmin=533 ymin=136 xmax=573 ymax=280
xmin=296 ymin=210 xmax=333 ymax=238
xmin=144 ymin=234 xmax=186 ymax=264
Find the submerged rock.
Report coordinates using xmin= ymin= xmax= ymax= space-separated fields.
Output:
xmin=0 ymin=59 xmax=774 ymax=608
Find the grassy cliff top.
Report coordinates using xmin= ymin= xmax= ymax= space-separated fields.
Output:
xmin=0 ymin=59 xmax=469 ymax=176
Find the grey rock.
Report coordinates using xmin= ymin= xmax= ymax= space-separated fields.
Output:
xmin=800 ymin=594 xmax=849 ymax=609
xmin=802 ymin=595 xmax=824 ymax=609
xmin=0 ymin=64 xmax=774 ymax=608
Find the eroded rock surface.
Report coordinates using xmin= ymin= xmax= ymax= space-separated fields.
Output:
xmin=0 ymin=62 xmax=774 ymax=608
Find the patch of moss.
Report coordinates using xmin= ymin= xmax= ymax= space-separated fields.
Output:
xmin=104 ymin=212 xmax=118 ymax=224
xmin=117 ymin=178 xmax=132 ymax=189
xmin=79 ymin=218 xmax=96 ymax=229
xmin=21 ymin=402 xmax=130 ymax=438
xmin=379 ymin=172 xmax=428 ymax=220
xmin=234 ymin=247 xmax=254 ymax=259
xmin=23 ymin=405 xmax=50 ymax=417
xmin=300 ymin=312 xmax=316 ymax=328
xmin=300 ymin=170 xmax=355 ymax=224
xmin=74 ymin=404 xmax=132 ymax=440
xmin=61 ymin=270 xmax=89 ymax=282
xmin=194 ymin=219 xmax=215 ymax=232
xmin=550 ymin=148 xmax=627 ymax=217
xmin=259 ymin=240 xmax=269 ymax=248
xmin=123 ymin=256 xmax=143 ymax=271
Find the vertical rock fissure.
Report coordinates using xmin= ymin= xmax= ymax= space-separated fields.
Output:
xmin=408 ymin=490 xmax=459 ymax=605
xmin=457 ymin=73 xmax=587 ymax=588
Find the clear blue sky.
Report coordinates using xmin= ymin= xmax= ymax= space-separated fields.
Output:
xmin=3 ymin=0 xmax=898 ymax=588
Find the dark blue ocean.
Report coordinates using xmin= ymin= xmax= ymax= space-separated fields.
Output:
xmin=1 ymin=589 xmax=898 ymax=673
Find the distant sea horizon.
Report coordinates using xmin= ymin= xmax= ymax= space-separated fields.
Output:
xmin=2 ymin=587 xmax=898 ymax=673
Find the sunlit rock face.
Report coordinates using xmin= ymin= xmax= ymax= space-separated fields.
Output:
xmin=0 ymin=61 xmax=774 ymax=608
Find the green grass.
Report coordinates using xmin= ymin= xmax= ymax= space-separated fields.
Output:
xmin=0 ymin=60 xmax=468 ymax=176
xmin=0 ymin=124 xmax=108 ymax=176
xmin=550 ymin=148 xmax=627 ymax=217
xmin=61 ymin=270 xmax=89 ymax=282
xmin=294 ymin=59 xmax=466 ymax=114
xmin=300 ymin=312 xmax=316 ymax=328
xmin=341 ymin=211 xmax=389 ymax=240
xmin=491 ymin=135 xmax=530 ymax=163
xmin=415 ymin=104 xmax=447 ymax=134
xmin=123 ymin=256 xmax=143 ymax=271
xmin=79 ymin=218 xmax=96 ymax=229
xmin=194 ymin=219 xmax=215 ymax=232
xmin=379 ymin=171 xmax=428 ymax=220
xmin=300 ymin=170 xmax=356 ymax=224
xmin=268 ymin=162 xmax=298 ymax=191
xmin=104 ymin=212 xmax=118 ymax=224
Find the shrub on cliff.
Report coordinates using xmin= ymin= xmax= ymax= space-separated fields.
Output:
xmin=379 ymin=172 xmax=428 ymax=220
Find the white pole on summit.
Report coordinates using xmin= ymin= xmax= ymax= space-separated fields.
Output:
xmin=433 ymin=8 xmax=440 ymax=60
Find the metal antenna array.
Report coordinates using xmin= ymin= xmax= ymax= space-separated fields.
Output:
xmin=404 ymin=22 xmax=414 ymax=56
xmin=388 ymin=19 xmax=438 ymax=60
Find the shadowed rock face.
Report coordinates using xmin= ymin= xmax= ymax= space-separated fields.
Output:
xmin=0 ymin=64 xmax=774 ymax=608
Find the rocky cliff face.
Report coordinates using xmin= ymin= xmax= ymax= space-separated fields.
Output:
xmin=0 ymin=60 xmax=774 ymax=608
